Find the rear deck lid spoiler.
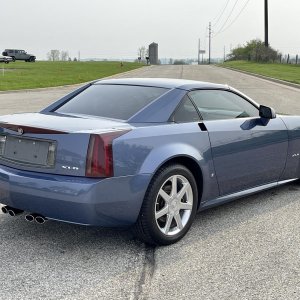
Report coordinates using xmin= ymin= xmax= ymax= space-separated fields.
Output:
xmin=0 ymin=122 xmax=68 ymax=135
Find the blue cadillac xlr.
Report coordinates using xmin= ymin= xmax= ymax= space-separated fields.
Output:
xmin=0 ymin=78 xmax=299 ymax=245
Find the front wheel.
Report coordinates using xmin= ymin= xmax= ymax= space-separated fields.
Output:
xmin=134 ymin=164 xmax=198 ymax=245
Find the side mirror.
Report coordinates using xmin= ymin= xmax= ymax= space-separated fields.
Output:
xmin=259 ymin=105 xmax=276 ymax=119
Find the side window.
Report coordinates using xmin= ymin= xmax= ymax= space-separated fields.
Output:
xmin=188 ymin=90 xmax=259 ymax=121
xmin=173 ymin=96 xmax=200 ymax=123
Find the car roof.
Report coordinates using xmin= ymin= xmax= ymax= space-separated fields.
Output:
xmin=94 ymin=78 xmax=228 ymax=91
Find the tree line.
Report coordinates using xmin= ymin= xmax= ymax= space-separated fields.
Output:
xmin=47 ymin=50 xmax=78 ymax=61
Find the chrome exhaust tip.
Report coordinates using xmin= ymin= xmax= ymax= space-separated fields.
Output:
xmin=8 ymin=208 xmax=24 ymax=217
xmin=1 ymin=206 xmax=9 ymax=214
xmin=35 ymin=215 xmax=47 ymax=224
xmin=25 ymin=213 xmax=37 ymax=222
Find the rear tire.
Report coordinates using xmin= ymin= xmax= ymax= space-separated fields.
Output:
xmin=11 ymin=57 xmax=15 ymax=62
xmin=133 ymin=164 xmax=198 ymax=245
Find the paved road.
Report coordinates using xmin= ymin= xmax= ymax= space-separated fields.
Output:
xmin=0 ymin=66 xmax=300 ymax=300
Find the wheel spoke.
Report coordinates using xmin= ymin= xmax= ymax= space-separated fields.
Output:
xmin=155 ymin=206 xmax=168 ymax=219
xmin=176 ymin=182 xmax=190 ymax=200
xmin=179 ymin=202 xmax=193 ymax=210
xmin=159 ymin=188 xmax=171 ymax=203
xmin=164 ymin=214 xmax=173 ymax=234
xmin=171 ymin=176 xmax=177 ymax=196
xmin=174 ymin=213 xmax=183 ymax=230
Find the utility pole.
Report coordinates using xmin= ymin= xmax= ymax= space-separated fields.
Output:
xmin=208 ymin=22 xmax=212 ymax=64
xmin=265 ymin=0 xmax=269 ymax=47
xmin=198 ymin=39 xmax=200 ymax=65
xmin=224 ymin=46 xmax=226 ymax=62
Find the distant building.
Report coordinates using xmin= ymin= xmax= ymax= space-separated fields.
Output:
xmin=149 ymin=42 xmax=158 ymax=65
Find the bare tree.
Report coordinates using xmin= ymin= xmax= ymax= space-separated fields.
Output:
xmin=137 ymin=46 xmax=146 ymax=62
xmin=60 ymin=51 xmax=69 ymax=61
xmin=47 ymin=50 xmax=60 ymax=61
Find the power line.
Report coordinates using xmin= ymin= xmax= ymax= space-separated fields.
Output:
xmin=212 ymin=0 xmax=231 ymax=27
xmin=213 ymin=0 xmax=240 ymax=35
xmin=214 ymin=0 xmax=251 ymax=37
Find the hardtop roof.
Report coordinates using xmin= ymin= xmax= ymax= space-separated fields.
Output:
xmin=94 ymin=78 xmax=228 ymax=91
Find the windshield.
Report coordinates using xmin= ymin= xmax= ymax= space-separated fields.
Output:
xmin=56 ymin=84 xmax=169 ymax=120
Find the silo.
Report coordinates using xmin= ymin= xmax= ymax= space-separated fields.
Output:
xmin=149 ymin=42 xmax=158 ymax=65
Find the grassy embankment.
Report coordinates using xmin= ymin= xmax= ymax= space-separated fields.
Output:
xmin=222 ymin=61 xmax=300 ymax=85
xmin=0 ymin=61 xmax=143 ymax=91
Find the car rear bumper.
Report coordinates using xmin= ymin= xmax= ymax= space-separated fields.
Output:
xmin=0 ymin=164 xmax=151 ymax=227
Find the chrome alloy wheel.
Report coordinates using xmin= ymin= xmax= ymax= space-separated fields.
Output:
xmin=155 ymin=175 xmax=193 ymax=236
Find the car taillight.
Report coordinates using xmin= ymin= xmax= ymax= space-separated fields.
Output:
xmin=86 ymin=130 xmax=130 ymax=178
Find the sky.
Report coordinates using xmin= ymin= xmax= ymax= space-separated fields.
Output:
xmin=1 ymin=0 xmax=299 ymax=60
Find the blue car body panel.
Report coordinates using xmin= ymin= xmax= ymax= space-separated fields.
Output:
xmin=205 ymin=117 xmax=289 ymax=195
xmin=279 ymin=116 xmax=300 ymax=180
xmin=0 ymin=78 xmax=300 ymax=227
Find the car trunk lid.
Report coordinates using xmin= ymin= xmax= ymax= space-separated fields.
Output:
xmin=0 ymin=113 xmax=131 ymax=177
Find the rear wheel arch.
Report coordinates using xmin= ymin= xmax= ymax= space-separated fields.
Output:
xmin=151 ymin=156 xmax=203 ymax=209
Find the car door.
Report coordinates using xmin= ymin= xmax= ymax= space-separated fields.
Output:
xmin=188 ymin=89 xmax=289 ymax=196
xmin=20 ymin=50 xmax=26 ymax=60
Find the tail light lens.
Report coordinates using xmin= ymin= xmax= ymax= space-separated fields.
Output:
xmin=86 ymin=130 xmax=130 ymax=178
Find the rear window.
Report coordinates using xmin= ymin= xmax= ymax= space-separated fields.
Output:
xmin=56 ymin=84 xmax=169 ymax=120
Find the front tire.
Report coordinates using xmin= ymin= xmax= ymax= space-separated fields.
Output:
xmin=134 ymin=164 xmax=198 ymax=245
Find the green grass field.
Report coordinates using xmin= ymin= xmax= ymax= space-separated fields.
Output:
xmin=0 ymin=61 xmax=144 ymax=91
xmin=222 ymin=61 xmax=300 ymax=85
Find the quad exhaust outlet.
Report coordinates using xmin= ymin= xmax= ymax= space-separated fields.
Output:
xmin=1 ymin=206 xmax=47 ymax=224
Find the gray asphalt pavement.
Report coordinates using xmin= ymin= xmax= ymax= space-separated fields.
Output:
xmin=0 ymin=65 xmax=299 ymax=300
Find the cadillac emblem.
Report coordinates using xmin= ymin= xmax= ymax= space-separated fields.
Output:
xmin=17 ymin=127 xmax=24 ymax=135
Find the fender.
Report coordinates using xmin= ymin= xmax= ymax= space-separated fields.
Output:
xmin=138 ymin=142 xmax=220 ymax=203
xmin=139 ymin=142 xmax=204 ymax=174
xmin=113 ymin=122 xmax=220 ymax=202
xmin=279 ymin=116 xmax=300 ymax=180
